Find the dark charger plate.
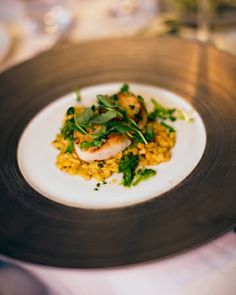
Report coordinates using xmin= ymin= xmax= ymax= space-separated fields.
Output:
xmin=0 ymin=37 xmax=235 ymax=268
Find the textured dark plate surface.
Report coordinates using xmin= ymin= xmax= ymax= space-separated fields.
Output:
xmin=0 ymin=37 xmax=236 ymax=268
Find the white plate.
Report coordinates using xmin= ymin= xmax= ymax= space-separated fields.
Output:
xmin=17 ymin=83 xmax=206 ymax=209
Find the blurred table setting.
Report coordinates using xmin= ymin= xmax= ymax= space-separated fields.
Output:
xmin=0 ymin=0 xmax=236 ymax=72
xmin=0 ymin=0 xmax=236 ymax=294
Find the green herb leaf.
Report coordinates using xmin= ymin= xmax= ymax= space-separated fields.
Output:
xmin=132 ymin=168 xmax=156 ymax=186
xmin=61 ymin=120 xmax=77 ymax=138
xmin=150 ymin=98 xmax=176 ymax=121
xmin=91 ymin=110 xmax=117 ymax=124
xmin=75 ymin=108 xmax=93 ymax=127
xmin=92 ymin=126 xmax=107 ymax=139
xmin=120 ymin=83 xmax=129 ymax=93
xmin=148 ymin=111 xmax=158 ymax=121
xmin=66 ymin=107 xmax=75 ymax=115
xmin=137 ymin=95 xmax=147 ymax=112
xmin=128 ymin=119 xmax=148 ymax=144
xmin=118 ymin=153 xmax=139 ymax=187
xmin=160 ymin=121 xmax=175 ymax=133
xmin=145 ymin=125 xmax=155 ymax=142
xmin=97 ymin=95 xmax=117 ymax=109
xmin=75 ymin=87 xmax=81 ymax=102
xmin=65 ymin=137 xmax=74 ymax=153
xmin=105 ymin=121 xmax=131 ymax=134
xmin=113 ymin=123 xmax=132 ymax=134
xmin=80 ymin=139 xmax=105 ymax=150
xmin=79 ymin=141 xmax=93 ymax=149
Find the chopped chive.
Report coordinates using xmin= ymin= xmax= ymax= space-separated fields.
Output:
xmin=160 ymin=121 xmax=175 ymax=133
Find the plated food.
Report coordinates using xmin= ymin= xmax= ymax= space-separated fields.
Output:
xmin=52 ymin=84 xmax=191 ymax=187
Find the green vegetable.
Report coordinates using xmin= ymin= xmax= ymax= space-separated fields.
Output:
xmin=150 ymin=98 xmax=176 ymax=121
xmin=118 ymin=153 xmax=139 ymax=187
xmin=65 ymin=137 xmax=74 ymax=153
xmin=80 ymin=139 xmax=105 ymax=150
xmin=61 ymin=120 xmax=77 ymax=138
xmin=132 ymin=168 xmax=156 ymax=186
xmin=129 ymin=119 xmax=148 ymax=144
xmin=96 ymin=95 xmax=124 ymax=119
xmin=137 ymin=95 xmax=147 ymax=112
xmin=110 ymin=94 xmax=118 ymax=101
xmin=97 ymin=95 xmax=117 ymax=109
xmin=67 ymin=107 xmax=75 ymax=115
xmin=91 ymin=110 xmax=117 ymax=124
xmin=75 ymin=108 xmax=93 ymax=127
xmin=92 ymin=126 xmax=108 ymax=139
xmin=74 ymin=108 xmax=94 ymax=134
xmin=147 ymin=111 xmax=158 ymax=121
xmin=110 ymin=122 xmax=132 ymax=134
xmin=120 ymin=83 xmax=129 ymax=93
xmin=145 ymin=125 xmax=155 ymax=142
xmin=160 ymin=121 xmax=176 ymax=133
xmin=75 ymin=87 xmax=81 ymax=102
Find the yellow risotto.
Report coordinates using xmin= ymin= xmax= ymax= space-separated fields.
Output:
xmin=52 ymin=121 xmax=175 ymax=181
xmin=52 ymin=84 xmax=180 ymax=187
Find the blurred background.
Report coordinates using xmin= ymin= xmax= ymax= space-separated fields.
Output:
xmin=0 ymin=0 xmax=236 ymax=72
xmin=0 ymin=1 xmax=236 ymax=294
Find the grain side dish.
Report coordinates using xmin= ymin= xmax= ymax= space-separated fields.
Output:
xmin=52 ymin=84 xmax=190 ymax=187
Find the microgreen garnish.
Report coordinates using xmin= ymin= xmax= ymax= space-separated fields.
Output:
xmin=65 ymin=137 xmax=74 ymax=153
xmin=80 ymin=139 xmax=105 ymax=150
xmin=97 ymin=95 xmax=117 ymax=109
xmin=160 ymin=121 xmax=175 ymax=133
xmin=137 ymin=95 xmax=147 ymax=112
xmin=75 ymin=87 xmax=81 ymax=102
xmin=67 ymin=107 xmax=75 ymax=115
xmin=132 ymin=168 xmax=156 ymax=186
xmin=118 ymin=153 xmax=139 ymax=187
xmin=91 ymin=110 xmax=117 ymax=124
xmin=128 ymin=119 xmax=148 ymax=144
xmin=145 ymin=125 xmax=155 ymax=142
xmin=74 ymin=108 xmax=94 ymax=134
xmin=75 ymin=108 xmax=93 ymax=127
xmin=120 ymin=83 xmax=129 ymax=93
xmin=149 ymin=98 xmax=176 ymax=121
xmin=61 ymin=120 xmax=77 ymax=138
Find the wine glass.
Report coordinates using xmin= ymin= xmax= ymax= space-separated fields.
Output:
xmin=22 ymin=0 xmax=74 ymax=35
xmin=197 ymin=0 xmax=211 ymax=43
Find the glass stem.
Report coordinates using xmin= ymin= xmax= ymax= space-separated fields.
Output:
xmin=197 ymin=0 xmax=211 ymax=43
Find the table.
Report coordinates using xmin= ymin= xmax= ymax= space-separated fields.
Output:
xmin=1 ymin=231 xmax=236 ymax=294
xmin=0 ymin=1 xmax=236 ymax=294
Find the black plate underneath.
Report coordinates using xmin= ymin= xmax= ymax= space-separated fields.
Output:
xmin=0 ymin=37 xmax=235 ymax=268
